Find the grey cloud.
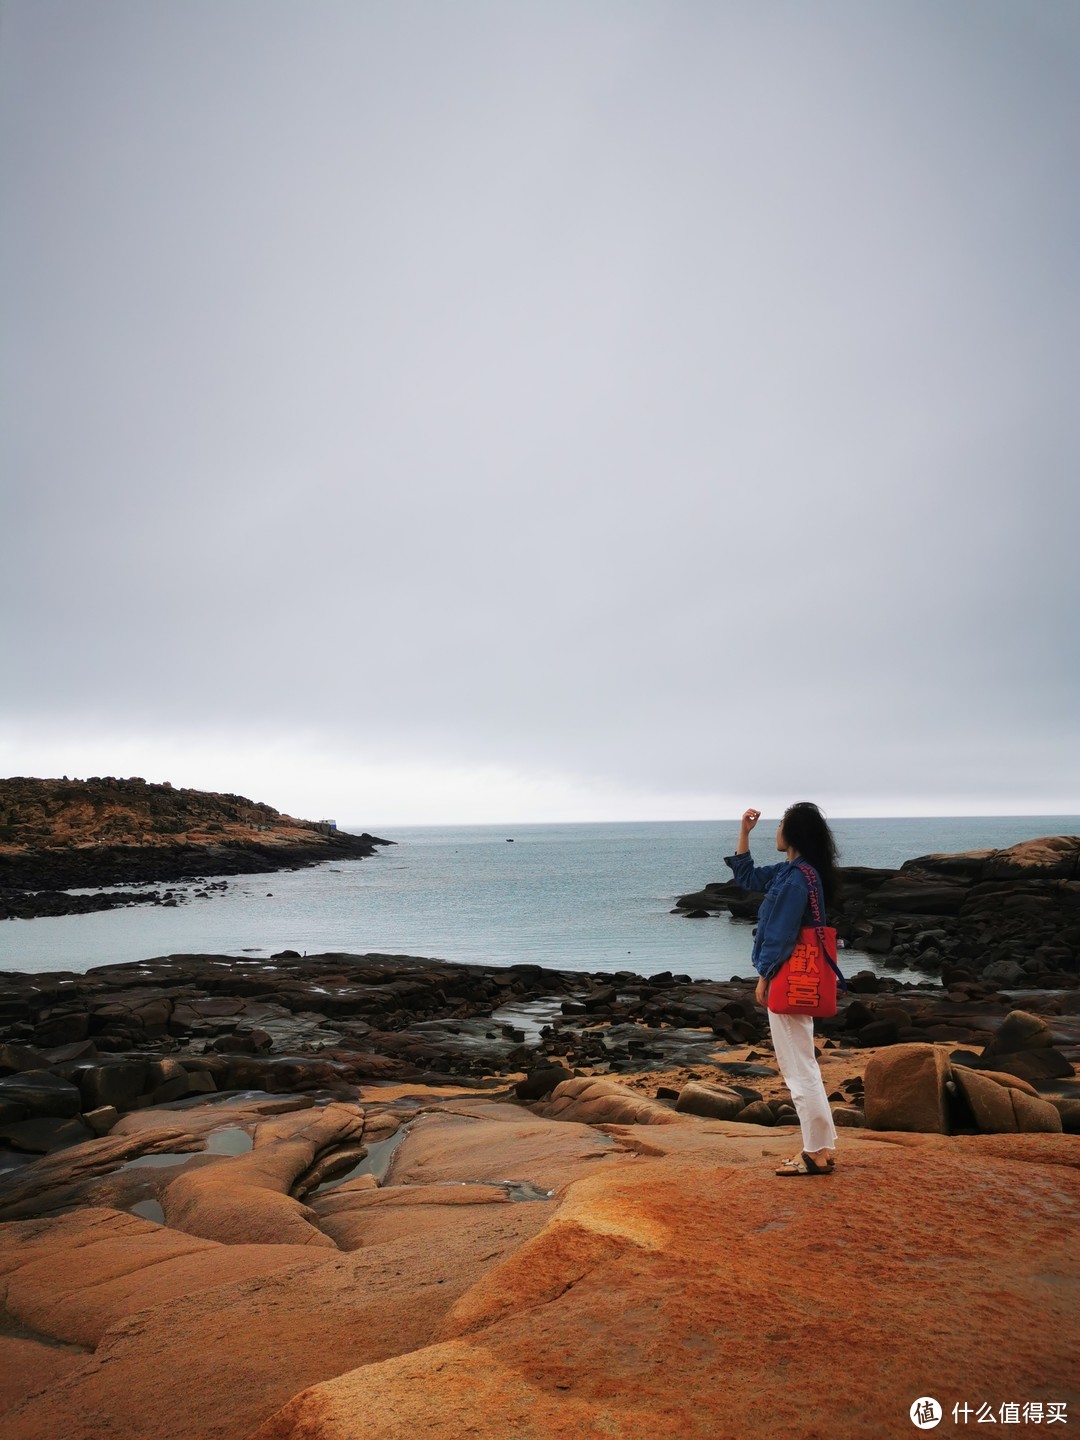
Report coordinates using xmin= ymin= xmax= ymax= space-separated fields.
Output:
xmin=2 ymin=0 xmax=1078 ymax=815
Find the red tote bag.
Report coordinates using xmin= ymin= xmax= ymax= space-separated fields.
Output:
xmin=766 ymin=863 xmax=847 ymax=1018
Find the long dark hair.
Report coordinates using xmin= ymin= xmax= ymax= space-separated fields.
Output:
xmin=781 ymin=801 xmax=841 ymax=908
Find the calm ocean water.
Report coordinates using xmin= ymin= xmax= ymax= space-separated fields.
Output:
xmin=2 ymin=816 xmax=1077 ymax=980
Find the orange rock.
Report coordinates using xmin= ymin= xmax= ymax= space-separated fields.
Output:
xmin=863 ymin=1042 xmax=951 ymax=1132
xmin=310 ymin=1170 xmax=520 ymax=1250
xmin=111 ymin=1095 xmax=315 ymax=1139
xmin=0 ymin=1206 xmax=332 ymax=1347
xmin=0 ymin=1188 xmax=554 ymax=1440
xmin=162 ymin=1101 xmax=365 ymax=1246
xmin=246 ymin=1123 xmax=1080 ymax=1440
xmin=960 ymin=1066 xmax=1039 ymax=1097
xmin=1009 ymin=1088 xmax=1065 ymax=1134
xmin=952 ymin=1068 xmax=1063 ymax=1134
xmin=528 ymin=1076 xmax=687 ymax=1126
xmin=952 ymin=1067 xmax=1014 ymax=1131
xmin=0 ymin=1336 xmax=84 ymax=1413
xmin=3 ymin=1093 xmax=1078 ymax=1440
xmin=387 ymin=1104 xmax=624 ymax=1196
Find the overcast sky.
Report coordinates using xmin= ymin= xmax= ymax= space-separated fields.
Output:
xmin=1 ymin=1 xmax=1077 ymax=825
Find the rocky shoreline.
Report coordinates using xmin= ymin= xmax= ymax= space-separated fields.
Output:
xmin=1 ymin=947 xmax=1078 ymax=1156
xmin=0 ymin=776 xmax=393 ymax=920
xmin=676 ymin=834 xmax=1080 ymax=988
xmin=0 ymin=947 xmax=1077 ymax=1437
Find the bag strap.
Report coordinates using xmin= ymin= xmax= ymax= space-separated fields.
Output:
xmin=795 ymin=862 xmax=848 ymax=994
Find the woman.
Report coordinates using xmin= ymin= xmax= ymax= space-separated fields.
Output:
xmin=723 ymin=802 xmax=842 ymax=1177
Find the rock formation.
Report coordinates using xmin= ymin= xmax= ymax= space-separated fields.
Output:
xmin=676 ymin=834 xmax=1080 ymax=986
xmin=0 ymin=1076 xmax=1076 ymax=1439
xmin=0 ymin=776 xmax=392 ymax=918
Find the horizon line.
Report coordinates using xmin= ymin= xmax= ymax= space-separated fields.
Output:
xmin=346 ymin=812 xmax=1080 ymax=830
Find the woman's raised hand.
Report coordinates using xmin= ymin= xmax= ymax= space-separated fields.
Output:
xmin=741 ymin=808 xmax=761 ymax=832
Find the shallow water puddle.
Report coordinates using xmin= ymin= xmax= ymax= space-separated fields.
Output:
xmin=505 ymin=1180 xmax=554 ymax=1202
xmin=490 ymin=996 xmax=564 ymax=1041
xmin=117 ymin=1124 xmax=252 ymax=1173
xmin=130 ymin=1198 xmax=166 ymax=1223
xmin=313 ymin=1124 xmax=412 ymax=1192
xmin=460 ymin=1179 xmax=555 ymax=1202
xmin=205 ymin=1125 xmax=253 ymax=1154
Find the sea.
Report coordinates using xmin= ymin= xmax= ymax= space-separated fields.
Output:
xmin=1 ymin=816 xmax=1077 ymax=981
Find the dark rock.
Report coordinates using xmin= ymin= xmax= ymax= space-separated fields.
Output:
xmin=948 ymin=1049 xmax=984 ymax=1068
xmin=831 ymin=1105 xmax=865 ymax=1127
xmin=90 ymin=992 xmax=173 ymax=1038
xmin=34 ymin=1012 xmax=90 ymax=1046
xmin=865 ymin=877 xmax=969 ymax=916
xmin=0 ymin=1069 xmax=83 ymax=1118
xmin=982 ymin=960 xmax=1026 ymax=986
xmin=0 ymin=1115 xmax=93 ymax=1152
xmin=514 ymin=1066 xmax=573 ymax=1101
xmin=977 ymin=1049 xmax=1074 ymax=1083
xmin=711 ymin=1061 xmax=779 ymax=1077
xmin=212 ymin=1028 xmax=273 ymax=1054
xmin=0 ymin=1042 xmax=48 ymax=1075
xmin=981 ymin=1009 xmax=1055 ymax=1059
xmin=42 ymin=1039 xmax=100 ymax=1065
xmin=842 ymin=1000 xmax=875 ymax=1031
xmin=858 ymin=1020 xmax=901 ymax=1047
xmin=851 ymin=922 xmax=895 ymax=954
xmin=77 ymin=1060 xmax=150 ymax=1111
xmin=1050 ymin=1097 xmax=1080 ymax=1132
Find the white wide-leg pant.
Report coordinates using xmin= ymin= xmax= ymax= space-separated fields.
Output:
xmin=767 ymin=1008 xmax=838 ymax=1153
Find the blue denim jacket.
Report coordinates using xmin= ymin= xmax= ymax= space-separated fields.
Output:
xmin=723 ymin=849 xmax=823 ymax=981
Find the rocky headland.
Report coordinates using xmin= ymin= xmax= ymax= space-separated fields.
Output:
xmin=0 ymin=777 xmax=392 ymax=920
